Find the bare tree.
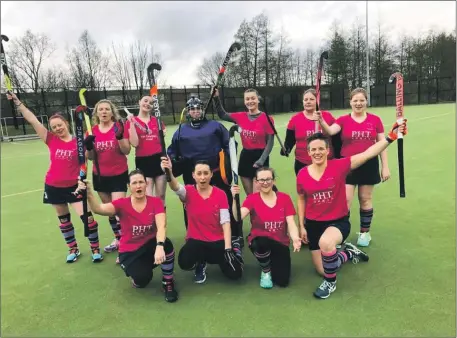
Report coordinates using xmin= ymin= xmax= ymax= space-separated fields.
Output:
xmin=111 ymin=42 xmax=132 ymax=88
xmin=7 ymin=30 xmax=56 ymax=93
xmin=67 ymin=30 xmax=111 ymax=89
xmin=39 ymin=67 xmax=68 ymax=91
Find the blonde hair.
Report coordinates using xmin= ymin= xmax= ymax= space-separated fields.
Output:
xmin=350 ymin=88 xmax=368 ymax=100
xmin=92 ymin=99 xmax=121 ymax=125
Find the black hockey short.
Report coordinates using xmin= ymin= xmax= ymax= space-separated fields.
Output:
xmin=92 ymin=171 xmax=129 ymax=193
xmin=43 ymin=183 xmax=82 ymax=205
xmin=305 ymin=217 xmax=351 ymax=251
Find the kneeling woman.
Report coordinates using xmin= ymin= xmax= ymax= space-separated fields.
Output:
xmin=231 ymin=167 xmax=302 ymax=289
xmin=79 ymin=169 xmax=178 ymax=303
xmin=296 ymin=121 xmax=407 ymax=299
xmin=161 ymin=157 xmax=243 ymax=284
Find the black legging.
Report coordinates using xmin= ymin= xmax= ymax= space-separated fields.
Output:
xmin=178 ymin=239 xmax=243 ymax=280
xmin=249 ymin=236 xmax=291 ymax=287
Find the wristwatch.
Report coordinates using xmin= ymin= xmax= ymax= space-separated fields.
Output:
xmin=157 ymin=241 xmax=164 ymax=246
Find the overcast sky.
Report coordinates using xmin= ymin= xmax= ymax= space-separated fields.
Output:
xmin=1 ymin=1 xmax=455 ymax=86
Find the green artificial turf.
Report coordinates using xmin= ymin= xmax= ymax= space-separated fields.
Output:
xmin=1 ymin=103 xmax=455 ymax=337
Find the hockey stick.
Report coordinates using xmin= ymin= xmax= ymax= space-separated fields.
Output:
xmin=229 ymin=125 xmax=243 ymax=236
xmin=79 ymin=88 xmax=101 ymax=182
xmin=203 ymin=42 xmax=242 ymax=118
xmin=389 ymin=72 xmax=406 ymax=198
xmin=74 ymin=107 xmax=89 ymax=237
xmin=1 ymin=34 xmax=20 ymax=130
xmin=261 ymin=97 xmax=288 ymax=156
xmin=315 ymin=51 xmax=329 ymax=132
xmin=147 ymin=62 xmax=171 ymax=182
xmin=175 ymin=106 xmax=187 ymax=159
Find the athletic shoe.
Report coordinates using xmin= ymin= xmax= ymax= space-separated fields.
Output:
xmin=131 ymin=278 xmax=140 ymax=288
xmin=344 ymin=242 xmax=369 ymax=263
xmin=104 ymin=238 xmax=119 ymax=253
xmin=260 ymin=271 xmax=273 ymax=289
xmin=313 ymin=280 xmax=337 ymax=299
xmin=66 ymin=247 xmax=81 ymax=263
xmin=194 ymin=262 xmax=207 ymax=284
xmin=162 ymin=281 xmax=178 ymax=303
xmin=91 ymin=248 xmax=104 ymax=263
xmin=357 ymin=232 xmax=371 ymax=247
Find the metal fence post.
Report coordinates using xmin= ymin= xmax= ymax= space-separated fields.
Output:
xmin=104 ymin=86 xmax=108 ymax=99
xmin=436 ymin=77 xmax=439 ymax=103
xmin=417 ymin=79 xmax=421 ymax=104
xmin=122 ymin=86 xmax=126 ymax=106
xmin=41 ymin=88 xmax=48 ymax=116
xmin=169 ymin=86 xmax=176 ymax=124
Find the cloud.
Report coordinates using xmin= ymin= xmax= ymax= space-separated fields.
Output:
xmin=1 ymin=1 xmax=454 ymax=86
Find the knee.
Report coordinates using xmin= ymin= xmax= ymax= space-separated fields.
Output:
xmin=358 ymin=192 xmax=373 ymax=208
xmin=318 ymin=237 xmax=334 ymax=252
xmin=225 ymin=267 xmax=243 ymax=280
xmin=131 ymin=271 xmax=153 ymax=288
xmin=250 ymin=237 xmax=269 ymax=253
xmin=178 ymin=247 xmax=195 ymax=271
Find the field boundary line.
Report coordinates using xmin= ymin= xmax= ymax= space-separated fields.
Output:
xmin=1 ymin=189 xmax=43 ymax=198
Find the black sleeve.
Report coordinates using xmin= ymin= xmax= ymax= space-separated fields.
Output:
xmin=284 ymin=128 xmax=296 ymax=152
xmin=213 ymin=96 xmax=236 ymax=124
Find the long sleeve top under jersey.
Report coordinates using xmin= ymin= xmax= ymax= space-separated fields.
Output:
xmin=213 ymin=96 xmax=274 ymax=166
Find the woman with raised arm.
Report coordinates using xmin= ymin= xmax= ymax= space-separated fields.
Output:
xmin=231 ymin=167 xmax=302 ymax=289
xmin=161 ymin=157 xmax=244 ymax=284
xmin=213 ymin=88 xmax=275 ymax=195
xmin=316 ymin=88 xmax=389 ymax=247
xmin=77 ymin=169 xmax=178 ymax=303
xmin=6 ymin=92 xmax=103 ymax=263
xmin=281 ymin=88 xmax=338 ymax=176
xmin=83 ymin=99 xmax=130 ymax=260
xmin=296 ymin=120 xmax=407 ymax=299
xmin=124 ymin=95 xmax=167 ymax=204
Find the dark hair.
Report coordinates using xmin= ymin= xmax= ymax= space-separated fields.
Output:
xmin=194 ymin=160 xmax=212 ymax=171
xmin=350 ymin=88 xmax=368 ymax=100
xmin=306 ymin=132 xmax=330 ymax=150
xmin=128 ymin=168 xmax=146 ymax=183
xmin=244 ymin=88 xmax=262 ymax=101
xmin=303 ymin=88 xmax=317 ymax=98
xmin=255 ymin=166 xmax=276 ymax=180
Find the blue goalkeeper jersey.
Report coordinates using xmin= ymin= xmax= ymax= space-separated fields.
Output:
xmin=167 ymin=120 xmax=229 ymax=170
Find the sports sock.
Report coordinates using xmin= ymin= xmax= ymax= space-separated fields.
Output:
xmin=322 ymin=249 xmax=339 ymax=282
xmin=108 ymin=216 xmax=122 ymax=241
xmin=58 ymin=213 xmax=77 ymax=249
xmin=360 ymin=208 xmax=374 ymax=233
xmin=161 ymin=249 xmax=175 ymax=283
xmin=81 ymin=212 xmax=99 ymax=251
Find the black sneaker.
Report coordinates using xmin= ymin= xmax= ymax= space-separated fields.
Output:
xmin=162 ymin=281 xmax=178 ymax=303
xmin=313 ymin=280 xmax=337 ymax=299
xmin=344 ymin=242 xmax=369 ymax=263
xmin=194 ymin=262 xmax=207 ymax=284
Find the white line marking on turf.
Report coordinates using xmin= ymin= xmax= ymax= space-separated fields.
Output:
xmin=1 ymin=152 xmax=48 ymax=160
xmin=1 ymin=189 xmax=43 ymax=198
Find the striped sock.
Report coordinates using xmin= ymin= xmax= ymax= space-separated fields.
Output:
xmin=58 ymin=214 xmax=77 ymax=249
xmin=337 ymin=250 xmax=353 ymax=265
xmin=161 ymin=249 xmax=175 ymax=283
xmin=322 ymin=249 xmax=339 ymax=282
xmin=108 ymin=216 xmax=122 ymax=241
xmin=360 ymin=208 xmax=374 ymax=233
xmin=81 ymin=212 xmax=99 ymax=250
xmin=253 ymin=250 xmax=271 ymax=273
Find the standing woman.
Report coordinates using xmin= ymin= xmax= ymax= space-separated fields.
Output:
xmin=161 ymin=157 xmax=243 ymax=285
xmin=213 ymin=88 xmax=275 ymax=195
xmin=124 ymin=95 xmax=167 ymax=204
xmin=83 ymin=99 xmax=130 ymax=258
xmin=77 ymin=170 xmax=178 ymax=303
xmin=231 ymin=167 xmax=302 ymax=289
xmin=6 ymin=92 xmax=103 ymax=263
xmin=316 ymin=88 xmax=390 ymax=247
xmin=282 ymin=89 xmax=338 ymax=176
xmin=296 ymin=124 xmax=406 ymax=299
